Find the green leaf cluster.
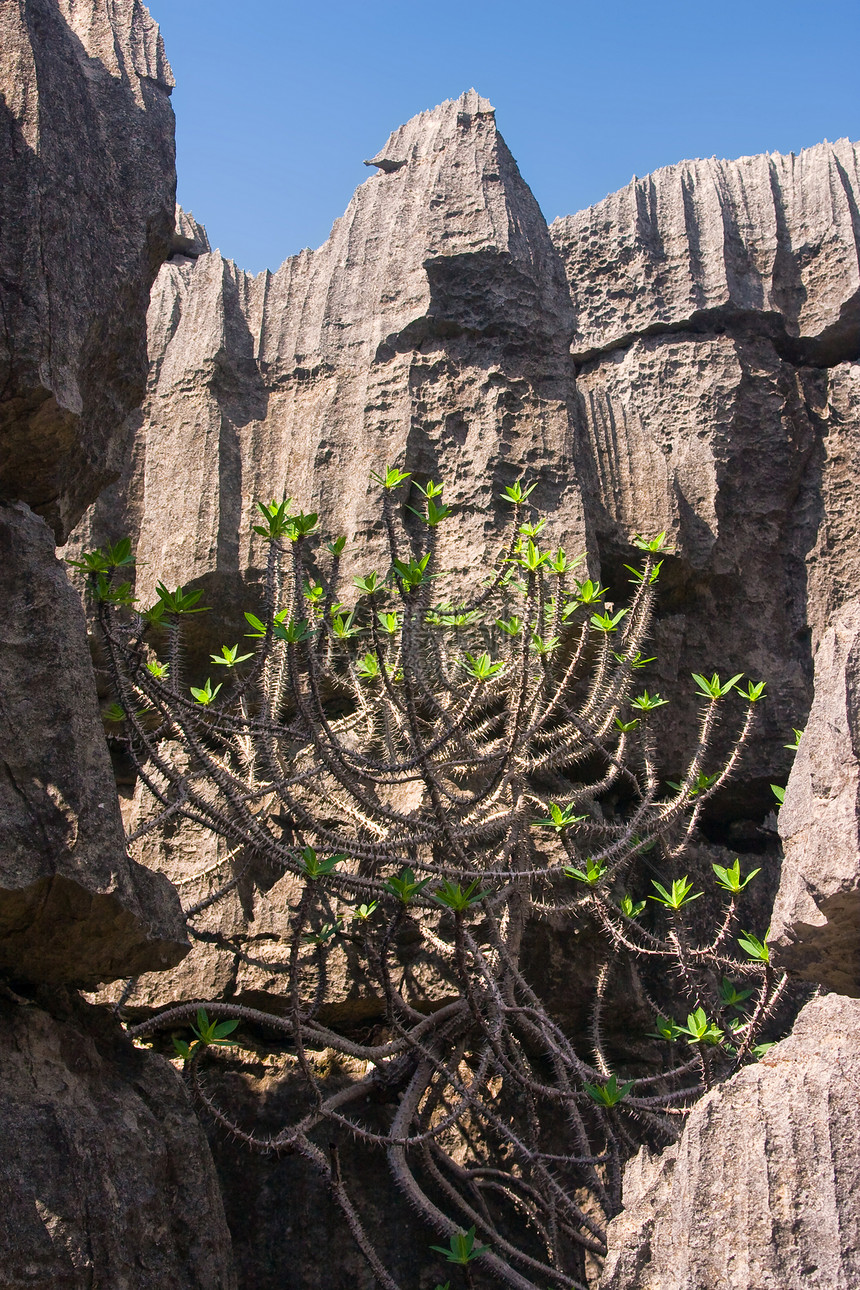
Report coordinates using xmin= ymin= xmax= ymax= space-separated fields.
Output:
xmin=583 ymin=1073 xmax=634 ymax=1106
xmin=460 ymin=652 xmax=504 ymax=682
xmin=650 ymin=876 xmax=702 ymax=909
xmin=66 ymin=537 xmax=135 ymax=573
xmin=370 ymin=465 xmax=410 ymax=490
xmin=712 ymin=858 xmax=760 ymax=893
xmin=430 ymin=1227 xmax=490 ymax=1265
xmin=630 ymin=690 xmax=668 ymax=712
xmin=432 ymin=879 xmax=491 ymax=911
xmin=532 ymin=802 xmax=586 ymax=832
xmin=383 ymin=867 xmax=431 ymax=905
xmin=499 ymin=479 xmax=537 ymax=505
xmin=298 ymin=846 xmax=344 ymax=879
xmin=564 ymin=857 xmax=607 ymax=886
xmin=151 ymin=582 xmax=208 ymax=618
xmin=738 ymin=930 xmax=770 ymax=962
xmin=692 ymin=671 xmax=744 ymax=700
xmin=172 ymin=1008 xmax=239 ymax=1060
xmin=190 ymin=678 xmax=221 ymax=706
xmin=211 ymin=644 xmax=253 ymax=667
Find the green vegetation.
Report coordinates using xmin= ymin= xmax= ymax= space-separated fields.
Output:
xmin=75 ymin=467 xmax=791 ymax=1290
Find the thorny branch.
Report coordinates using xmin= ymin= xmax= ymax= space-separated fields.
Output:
xmin=76 ymin=473 xmax=787 ymax=1289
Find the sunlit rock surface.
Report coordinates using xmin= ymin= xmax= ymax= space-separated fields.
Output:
xmin=600 ymin=993 xmax=860 ymax=1290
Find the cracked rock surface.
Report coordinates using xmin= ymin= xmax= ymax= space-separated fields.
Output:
xmin=0 ymin=501 xmax=188 ymax=986
xmin=771 ymin=597 xmax=860 ymax=994
xmin=0 ymin=991 xmax=236 ymax=1289
xmin=550 ymin=141 xmax=860 ymax=366
xmin=72 ymin=105 xmax=860 ymax=1019
xmin=0 ymin=0 xmax=176 ymax=542
xmin=0 ymin=0 xmax=188 ymax=987
xmin=600 ymin=992 xmax=860 ymax=1290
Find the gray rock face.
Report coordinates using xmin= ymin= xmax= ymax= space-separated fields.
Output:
xmin=571 ymin=330 xmax=818 ymax=779
xmin=770 ymin=598 xmax=860 ymax=994
xmin=0 ymin=501 xmax=188 ymax=986
xmin=51 ymin=80 xmax=860 ymax=1290
xmin=600 ymin=992 xmax=860 ymax=1290
xmin=0 ymin=0 xmax=176 ymax=542
xmin=803 ymin=362 xmax=860 ymax=647
xmin=552 ymin=145 xmax=860 ymax=789
xmin=73 ymin=129 xmax=860 ymax=804
xmin=0 ymin=0 xmax=187 ymax=986
xmin=73 ymin=92 xmax=590 ymax=633
xmin=550 ymin=140 xmax=860 ymax=365
xmin=0 ymin=991 xmax=236 ymax=1288
xmin=71 ymin=114 xmax=860 ymax=1017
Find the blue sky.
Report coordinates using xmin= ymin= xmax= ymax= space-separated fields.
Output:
xmin=145 ymin=0 xmax=860 ymax=275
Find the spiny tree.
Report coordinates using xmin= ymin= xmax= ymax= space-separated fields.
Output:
xmin=72 ymin=469 xmax=788 ymax=1290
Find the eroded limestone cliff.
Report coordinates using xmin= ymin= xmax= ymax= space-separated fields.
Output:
xmin=4 ymin=13 xmax=860 ymax=1282
xmin=0 ymin=2 xmax=235 ymax=1283
xmin=600 ymin=993 xmax=860 ymax=1290
xmin=71 ymin=101 xmax=860 ymax=1022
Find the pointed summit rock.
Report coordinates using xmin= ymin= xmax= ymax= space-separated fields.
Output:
xmin=72 ymin=93 xmax=590 ymax=1019
xmin=73 ymin=92 xmax=588 ymax=629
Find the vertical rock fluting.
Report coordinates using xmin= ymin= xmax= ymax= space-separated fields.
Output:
xmin=571 ymin=330 xmax=817 ymax=785
xmin=599 ymin=994 xmax=860 ymax=1290
xmin=0 ymin=3 xmax=235 ymax=1284
xmin=0 ymin=0 xmax=187 ymax=985
xmin=552 ymin=142 xmax=860 ymax=792
xmin=75 ymin=121 xmax=860 ymax=1011
xmin=0 ymin=0 xmax=177 ymax=541
xmin=75 ymin=91 xmax=594 ymax=1018
xmin=76 ymin=135 xmax=860 ymax=799
xmin=550 ymin=141 xmax=860 ymax=365
xmin=60 ymin=94 xmax=860 ymax=1290
xmin=74 ymin=90 xmax=590 ymax=624
xmin=770 ymin=597 xmax=860 ymax=994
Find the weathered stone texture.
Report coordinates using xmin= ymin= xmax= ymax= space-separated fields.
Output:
xmin=771 ymin=597 xmax=860 ymax=994
xmin=572 ymin=331 xmax=817 ymax=780
xmin=0 ymin=0 xmax=176 ymax=541
xmin=802 ymin=362 xmax=860 ymax=646
xmin=600 ymin=993 xmax=860 ymax=1290
xmin=550 ymin=140 xmax=860 ymax=364
xmin=0 ymin=992 xmax=236 ymax=1288
xmin=0 ymin=501 xmax=187 ymax=986
xmin=557 ymin=140 xmax=860 ymax=793
xmin=72 ymin=92 xmax=590 ymax=631
xmin=70 ymin=117 xmax=860 ymax=1014
xmin=94 ymin=774 xmax=461 ymax=1021
xmin=0 ymin=0 xmax=186 ymax=986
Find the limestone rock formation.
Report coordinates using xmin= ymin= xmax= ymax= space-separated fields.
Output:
xmin=173 ymin=206 xmax=211 ymax=258
xmin=72 ymin=91 xmax=590 ymax=636
xmin=550 ymin=141 xmax=860 ymax=365
xmin=600 ymin=992 xmax=860 ymax=1290
xmin=0 ymin=0 xmax=187 ymax=987
xmin=555 ymin=146 xmax=860 ymax=789
xmin=0 ymin=4 xmax=230 ymax=1286
xmin=0 ymin=990 xmax=236 ymax=1288
xmin=0 ymin=0 xmax=176 ymax=542
xmin=770 ymin=597 xmax=860 ymax=994
xmin=73 ymin=129 xmax=860 ymax=805
xmin=49 ymin=74 xmax=860 ymax=1290
xmin=802 ymin=361 xmax=860 ymax=646
xmin=70 ymin=113 xmax=860 ymax=1023
xmin=0 ymin=502 xmax=188 ymax=986
xmin=571 ymin=329 xmax=818 ymax=781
